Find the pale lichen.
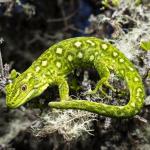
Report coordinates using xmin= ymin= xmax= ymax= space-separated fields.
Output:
xmin=31 ymin=109 xmax=96 ymax=141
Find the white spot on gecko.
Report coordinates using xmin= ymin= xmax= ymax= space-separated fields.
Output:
xmin=138 ymin=99 xmax=142 ymax=102
xmin=89 ymin=55 xmax=94 ymax=61
xmin=101 ymin=44 xmax=108 ymax=50
xmin=56 ymin=47 xmax=63 ymax=54
xmin=56 ymin=62 xmax=61 ymax=68
xmin=86 ymin=40 xmax=95 ymax=46
xmin=134 ymin=77 xmax=139 ymax=82
xmin=118 ymin=106 xmax=124 ymax=109
xmin=41 ymin=60 xmax=48 ymax=66
xmin=119 ymin=58 xmax=124 ymax=63
xmin=137 ymin=88 xmax=142 ymax=93
xmin=129 ymin=67 xmax=134 ymax=71
xmin=68 ymin=55 xmax=73 ymax=61
xmin=95 ymin=52 xmax=99 ymax=56
xmin=46 ymin=71 xmax=51 ymax=75
xmin=26 ymin=73 xmax=32 ymax=80
xmin=78 ymin=52 xmax=83 ymax=58
xmin=120 ymin=69 xmax=125 ymax=75
xmin=74 ymin=41 xmax=82 ymax=48
xmin=42 ymin=74 xmax=46 ymax=78
xmin=35 ymin=66 xmax=40 ymax=72
xmin=136 ymin=88 xmax=142 ymax=96
xmin=113 ymin=52 xmax=118 ymax=57
xmin=131 ymin=103 xmax=135 ymax=107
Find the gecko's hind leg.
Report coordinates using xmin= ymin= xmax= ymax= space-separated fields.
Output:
xmin=55 ymin=77 xmax=70 ymax=101
xmin=86 ymin=61 xmax=115 ymax=97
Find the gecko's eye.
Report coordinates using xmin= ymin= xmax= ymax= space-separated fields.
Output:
xmin=21 ymin=84 xmax=27 ymax=91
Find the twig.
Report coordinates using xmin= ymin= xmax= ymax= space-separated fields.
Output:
xmin=0 ymin=40 xmax=11 ymax=93
xmin=143 ymin=68 xmax=150 ymax=81
xmin=47 ymin=10 xmax=77 ymax=23
xmin=0 ymin=0 xmax=12 ymax=2
xmin=65 ymin=25 xmax=84 ymax=33
xmin=0 ymin=48 xmax=4 ymax=78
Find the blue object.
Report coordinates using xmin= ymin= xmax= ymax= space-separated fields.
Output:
xmin=73 ymin=0 xmax=100 ymax=36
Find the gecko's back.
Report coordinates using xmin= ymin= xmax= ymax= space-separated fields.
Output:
xmin=33 ymin=37 xmax=120 ymax=76
xmin=32 ymin=37 xmax=106 ymax=76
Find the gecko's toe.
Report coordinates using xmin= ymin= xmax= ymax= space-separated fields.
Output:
xmin=104 ymin=82 xmax=116 ymax=92
xmin=84 ymin=90 xmax=97 ymax=95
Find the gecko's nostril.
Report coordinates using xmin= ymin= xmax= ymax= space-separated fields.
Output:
xmin=6 ymin=97 xmax=14 ymax=108
xmin=6 ymin=101 xmax=16 ymax=109
xmin=6 ymin=101 xmax=11 ymax=108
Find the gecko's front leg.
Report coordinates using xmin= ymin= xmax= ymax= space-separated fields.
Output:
xmin=55 ymin=77 xmax=70 ymax=101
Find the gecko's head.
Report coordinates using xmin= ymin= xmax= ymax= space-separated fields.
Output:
xmin=5 ymin=72 xmax=48 ymax=109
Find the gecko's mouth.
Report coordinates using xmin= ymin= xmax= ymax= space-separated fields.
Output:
xmin=6 ymin=90 xmax=36 ymax=109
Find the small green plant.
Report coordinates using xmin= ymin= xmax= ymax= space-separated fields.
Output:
xmin=140 ymin=41 xmax=150 ymax=51
xmin=102 ymin=0 xmax=120 ymax=7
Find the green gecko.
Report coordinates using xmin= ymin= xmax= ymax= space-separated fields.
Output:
xmin=5 ymin=37 xmax=145 ymax=118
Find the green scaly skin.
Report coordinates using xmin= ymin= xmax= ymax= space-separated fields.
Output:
xmin=5 ymin=37 xmax=145 ymax=118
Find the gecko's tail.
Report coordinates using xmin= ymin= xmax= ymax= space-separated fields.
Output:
xmin=49 ymin=73 xmax=145 ymax=118
xmin=48 ymin=99 xmax=137 ymax=118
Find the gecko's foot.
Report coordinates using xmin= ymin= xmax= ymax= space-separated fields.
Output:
xmin=85 ymin=89 xmax=97 ymax=95
xmin=60 ymin=96 xmax=73 ymax=101
xmin=85 ymin=79 xmax=116 ymax=96
xmin=105 ymin=81 xmax=116 ymax=92
xmin=85 ymin=89 xmax=111 ymax=99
